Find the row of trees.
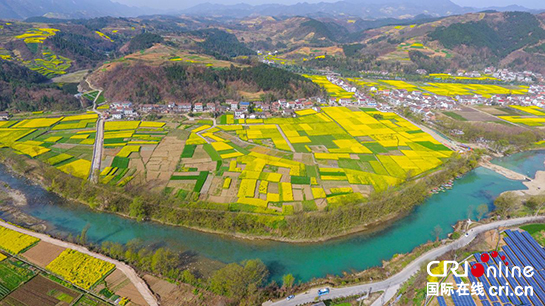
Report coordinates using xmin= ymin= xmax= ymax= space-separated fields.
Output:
xmin=99 ymin=238 xmax=271 ymax=305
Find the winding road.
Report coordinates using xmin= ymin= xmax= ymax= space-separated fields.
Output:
xmin=265 ymin=216 xmax=545 ymax=306
xmin=0 ymin=221 xmax=159 ymax=306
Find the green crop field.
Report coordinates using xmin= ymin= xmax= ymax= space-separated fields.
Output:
xmin=0 ymin=259 xmax=36 ymax=292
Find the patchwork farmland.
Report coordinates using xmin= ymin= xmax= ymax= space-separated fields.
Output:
xmin=1 ymin=107 xmax=453 ymax=216
xmin=0 ymin=113 xmax=167 ymax=187
xmin=0 ymin=224 xmax=144 ymax=305
xmin=171 ymin=107 xmax=452 ymax=215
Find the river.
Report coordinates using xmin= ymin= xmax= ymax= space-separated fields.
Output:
xmin=0 ymin=151 xmax=543 ymax=282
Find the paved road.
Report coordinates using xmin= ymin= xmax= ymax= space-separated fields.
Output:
xmin=0 ymin=221 xmax=159 ymax=306
xmin=266 ymin=216 xmax=545 ymax=306
xmin=85 ymin=80 xmax=105 ymax=183
xmin=89 ymin=116 xmax=104 ymax=183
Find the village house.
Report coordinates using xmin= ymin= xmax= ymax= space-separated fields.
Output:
xmin=234 ymin=110 xmax=245 ymax=119
xmin=239 ymin=101 xmax=250 ymax=111
xmin=111 ymin=111 xmax=123 ymax=120
xmin=0 ymin=111 xmax=9 ymax=120
xmin=278 ymin=99 xmax=288 ymax=108
xmin=206 ymin=103 xmax=216 ymax=112
xmin=227 ymin=100 xmax=238 ymax=110
xmin=178 ymin=102 xmax=192 ymax=112
xmin=282 ymin=108 xmax=295 ymax=117
xmin=194 ymin=103 xmax=204 ymax=112
xmin=141 ymin=104 xmax=154 ymax=113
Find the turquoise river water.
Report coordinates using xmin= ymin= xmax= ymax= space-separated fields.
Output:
xmin=0 ymin=150 xmax=544 ymax=282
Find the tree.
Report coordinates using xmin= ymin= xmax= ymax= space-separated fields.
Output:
xmin=129 ymin=196 xmax=146 ymax=221
xmin=77 ymin=223 xmax=90 ymax=244
xmin=282 ymin=273 xmax=295 ymax=288
xmin=209 ymin=259 xmax=269 ymax=298
xmin=477 ymin=204 xmax=489 ymax=220
xmin=524 ymin=195 xmax=545 ymax=215
xmin=466 ymin=205 xmax=475 ymax=219
xmin=494 ymin=193 xmax=519 ymax=217
xmin=433 ymin=225 xmax=443 ymax=241
xmin=181 ymin=270 xmax=198 ymax=286
xmin=151 ymin=248 xmax=178 ymax=277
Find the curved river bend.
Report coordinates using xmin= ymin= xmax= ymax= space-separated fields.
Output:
xmin=1 ymin=151 xmax=544 ymax=282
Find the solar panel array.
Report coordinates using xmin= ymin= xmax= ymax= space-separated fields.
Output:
xmin=436 ymin=230 xmax=545 ymax=306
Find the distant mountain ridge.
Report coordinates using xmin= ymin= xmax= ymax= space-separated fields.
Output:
xmin=0 ymin=0 xmax=542 ymax=20
xmin=0 ymin=0 xmax=154 ymax=19
xmin=179 ymin=0 xmax=541 ymax=19
xmin=181 ymin=0 xmax=467 ymax=19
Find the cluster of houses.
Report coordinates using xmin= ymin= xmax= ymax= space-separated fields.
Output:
xmin=107 ymin=102 xmax=138 ymax=120
xmin=326 ymin=75 xmax=377 ymax=107
xmin=96 ymin=69 xmax=545 ymax=122
xmin=487 ymin=84 xmax=545 ymax=108
xmin=133 ymin=98 xmax=326 ymax=120
xmin=372 ymin=84 xmax=545 ymax=120
xmin=362 ymin=68 xmax=543 ymax=84
xmin=377 ymin=89 xmax=457 ymax=119
xmin=485 ymin=67 xmax=543 ymax=84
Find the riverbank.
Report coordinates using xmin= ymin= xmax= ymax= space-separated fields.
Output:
xmin=266 ymin=215 xmax=545 ymax=306
xmin=0 ymin=160 xmax=526 ymax=283
xmin=519 ymin=170 xmax=545 ymax=195
xmin=479 ymin=160 xmax=531 ymax=180
xmin=0 ymin=146 xmax=480 ymax=243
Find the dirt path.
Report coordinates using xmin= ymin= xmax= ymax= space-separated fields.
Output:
xmin=275 ymin=124 xmax=295 ymax=152
xmin=0 ymin=221 xmax=159 ymax=306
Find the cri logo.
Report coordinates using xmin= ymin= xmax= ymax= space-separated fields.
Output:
xmin=427 ymin=251 xmax=509 ymax=278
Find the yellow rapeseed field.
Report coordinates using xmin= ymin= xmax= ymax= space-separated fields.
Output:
xmin=0 ymin=226 xmax=39 ymax=254
xmin=46 ymin=249 xmax=115 ymax=289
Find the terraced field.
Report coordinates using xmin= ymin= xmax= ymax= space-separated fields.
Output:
xmin=172 ymin=107 xmax=453 ymax=215
xmin=7 ymin=28 xmax=73 ymax=77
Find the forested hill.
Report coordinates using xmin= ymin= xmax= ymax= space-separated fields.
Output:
xmin=191 ymin=29 xmax=256 ymax=59
xmin=94 ymin=63 xmax=321 ymax=104
xmin=0 ymin=59 xmax=80 ymax=111
xmin=428 ymin=12 xmax=545 ymax=58
xmin=0 ymin=58 xmax=47 ymax=84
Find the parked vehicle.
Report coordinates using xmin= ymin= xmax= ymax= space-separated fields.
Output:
xmin=287 ymin=295 xmax=295 ymax=300
xmin=318 ymin=288 xmax=330 ymax=296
